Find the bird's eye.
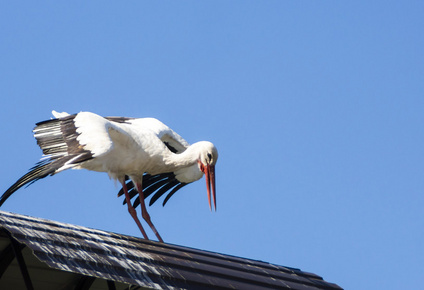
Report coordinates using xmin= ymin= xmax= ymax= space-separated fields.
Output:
xmin=207 ymin=153 xmax=212 ymax=161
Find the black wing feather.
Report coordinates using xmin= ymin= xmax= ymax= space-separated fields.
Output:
xmin=121 ymin=172 xmax=188 ymax=208
xmin=143 ymin=174 xmax=173 ymax=189
xmin=0 ymin=158 xmax=70 ymax=206
xmin=1 ymin=115 xmax=93 ymax=207
xmin=163 ymin=183 xmax=188 ymax=206
xmin=121 ymin=173 xmax=173 ymax=204
xmin=148 ymin=179 xmax=180 ymax=206
xmin=143 ymin=177 xmax=174 ymax=198
xmin=105 ymin=116 xmax=135 ymax=124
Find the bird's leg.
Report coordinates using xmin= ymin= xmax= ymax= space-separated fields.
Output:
xmin=135 ymin=182 xmax=164 ymax=243
xmin=120 ymin=180 xmax=149 ymax=240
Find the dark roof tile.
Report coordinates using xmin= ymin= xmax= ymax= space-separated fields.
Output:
xmin=0 ymin=211 xmax=342 ymax=289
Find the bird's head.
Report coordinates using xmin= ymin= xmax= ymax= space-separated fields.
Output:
xmin=196 ymin=141 xmax=218 ymax=211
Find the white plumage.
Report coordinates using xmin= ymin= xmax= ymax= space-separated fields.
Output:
xmin=1 ymin=111 xmax=218 ymax=242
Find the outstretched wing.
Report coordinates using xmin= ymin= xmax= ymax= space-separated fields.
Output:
xmin=0 ymin=111 xmax=137 ymax=206
xmin=0 ymin=113 xmax=96 ymax=206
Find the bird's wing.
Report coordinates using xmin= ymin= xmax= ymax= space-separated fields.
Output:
xmin=106 ymin=117 xmax=190 ymax=154
xmin=1 ymin=111 xmax=115 ymax=205
xmin=72 ymin=112 xmax=137 ymax=159
xmin=139 ymin=118 xmax=191 ymax=153
xmin=37 ymin=112 xmax=142 ymax=170
xmin=119 ymin=173 xmax=188 ymax=208
xmin=33 ymin=112 xmax=140 ymax=172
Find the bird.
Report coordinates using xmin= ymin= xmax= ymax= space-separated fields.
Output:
xmin=0 ymin=111 xmax=218 ymax=242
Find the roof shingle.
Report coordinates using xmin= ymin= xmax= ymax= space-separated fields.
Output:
xmin=0 ymin=211 xmax=342 ymax=289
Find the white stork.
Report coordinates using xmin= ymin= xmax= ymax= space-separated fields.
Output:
xmin=0 ymin=111 xmax=218 ymax=242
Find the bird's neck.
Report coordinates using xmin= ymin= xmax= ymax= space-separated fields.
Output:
xmin=163 ymin=142 xmax=204 ymax=169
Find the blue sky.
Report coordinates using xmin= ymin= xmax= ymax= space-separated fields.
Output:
xmin=1 ymin=2 xmax=423 ymax=289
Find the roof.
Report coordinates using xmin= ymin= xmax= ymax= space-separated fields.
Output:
xmin=0 ymin=211 xmax=342 ymax=289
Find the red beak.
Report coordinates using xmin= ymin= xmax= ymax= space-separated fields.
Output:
xmin=203 ymin=164 xmax=216 ymax=211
